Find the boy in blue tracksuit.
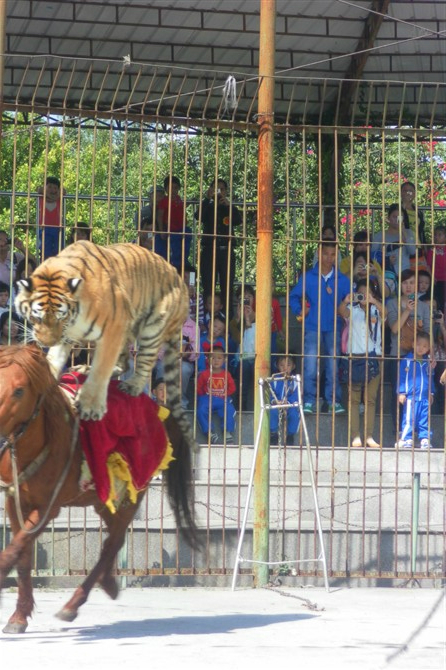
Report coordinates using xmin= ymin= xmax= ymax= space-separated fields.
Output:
xmin=397 ymin=331 xmax=435 ymax=449
xmin=270 ymin=355 xmax=300 ymax=446
xmin=289 ymin=241 xmax=350 ymax=414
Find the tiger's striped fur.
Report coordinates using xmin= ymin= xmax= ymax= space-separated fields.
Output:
xmin=15 ymin=241 xmax=193 ymax=442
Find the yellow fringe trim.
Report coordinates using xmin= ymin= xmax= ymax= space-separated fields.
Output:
xmin=105 ymin=453 xmax=138 ymax=514
xmin=152 ymin=403 xmax=176 ymax=477
xmin=104 ymin=404 xmax=175 ymax=514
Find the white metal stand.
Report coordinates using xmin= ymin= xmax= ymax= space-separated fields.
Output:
xmin=231 ymin=374 xmax=329 ymax=591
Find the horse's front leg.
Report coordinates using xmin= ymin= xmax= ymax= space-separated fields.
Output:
xmin=0 ymin=501 xmax=45 ymax=634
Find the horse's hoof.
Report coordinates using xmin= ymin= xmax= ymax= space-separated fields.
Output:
xmin=101 ymin=576 xmax=120 ymax=600
xmin=3 ymin=621 xmax=28 ymax=634
xmin=55 ymin=608 xmax=78 ymax=622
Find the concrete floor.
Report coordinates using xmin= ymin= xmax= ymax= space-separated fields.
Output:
xmin=0 ymin=586 xmax=444 ymax=669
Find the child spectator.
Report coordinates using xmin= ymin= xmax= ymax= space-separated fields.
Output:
xmin=135 ymin=185 xmax=165 ymax=231
xmin=152 ymin=377 xmax=167 ymax=406
xmin=153 ymin=317 xmax=198 ymax=409
xmin=397 ymin=331 xmax=435 ymax=449
xmin=269 ymin=355 xmax=300 ymax=446
xmin=417 ymin=269 xmax=437 ymax=312
xmin=197 ymin=315 xmax=226 ymax=372
xmin=290 ymin=241 xmax=350 ymax=414
xmin=386 ymin=269 xmax=431 ymax=435
xmin=0 ymin=281 xmax=10 ymax=317
xmin=37 ymin=176 xmax=65 ymax=260
xmin=0 ymin=229 xmax=27 ymax=286
xmin=0 ymin=311 xmax=23 ymax=345
xmin=231 ymin=287 xmax=256 ymax=411
xmin=229 ymin=284 xmax=255 ymax=345
xmin=137 ymin=220 xmax=154 ymax=252
xmin=67 ymin=221 xmax=92 ymax=246
xmin=426 ymin=224 xmax=446 ymax=314
xmin=340 ymin=230 xmax=383 ymax=282
xmin=204 ymin=292 xmax=226 ymax=331
xmin=184 ymin=264 xmax=205 ymax=331
xmin=180 ymin=316 xmax=199 ymax=409
xmin=349 ymin=251 xmax=387 ymax=300
xmin=197 ymin=346 xmax=236 ymax=444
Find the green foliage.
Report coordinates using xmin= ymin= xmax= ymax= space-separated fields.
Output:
xmin=1 ymin=113 xmax=445 ymax=286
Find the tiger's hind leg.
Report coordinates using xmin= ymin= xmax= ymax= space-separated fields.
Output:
xmin=118 ymin=314 xmax=166 ymax=397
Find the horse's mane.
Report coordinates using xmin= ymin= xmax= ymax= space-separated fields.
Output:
xmin=0 ymin=343 xmax=74 ymax=432
xmin=0 ymin=343 xmax=55 ymax=392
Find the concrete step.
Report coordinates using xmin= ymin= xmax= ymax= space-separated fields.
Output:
xmin=190 ymin=409 xmax=445 ymax=449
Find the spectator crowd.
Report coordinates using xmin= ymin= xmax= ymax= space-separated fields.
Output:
xmin=1 ymin=175 xmax=445 ymax=449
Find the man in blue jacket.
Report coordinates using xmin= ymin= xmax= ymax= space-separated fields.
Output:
xmin=290 ymin=241 xmax=350 ymax=414
xmin=397 ymin=331 xmax=435 ymax=449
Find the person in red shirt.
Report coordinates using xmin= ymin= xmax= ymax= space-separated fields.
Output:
xmin=156 ymin=175 xmax=191 ymax=270
xmin=197 ymin=346 xmax=236 ymax=444
xmin=37 ymin=176 xmax=65 ymax=260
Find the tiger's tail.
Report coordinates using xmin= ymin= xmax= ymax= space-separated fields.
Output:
xmin=163 ymin=338 xmax=198 ymax=453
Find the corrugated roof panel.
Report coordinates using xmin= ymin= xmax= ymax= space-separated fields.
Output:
xmin=74 ymin=3 xmax=118 ymax=23
xmin=31 ymin=1 xmax=75 ymax=21
xmin=3 ymin=0 xmax=446 ymax=125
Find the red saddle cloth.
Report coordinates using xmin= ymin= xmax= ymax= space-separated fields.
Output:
xmin=60 ymin=372 xmax=169 ymax=509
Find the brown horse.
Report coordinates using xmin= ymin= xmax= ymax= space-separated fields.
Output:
xmin=0 ymin=343 xmax=199 ymax=633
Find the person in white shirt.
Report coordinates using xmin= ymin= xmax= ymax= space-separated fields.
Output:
xmin=338 ymin=277 xmax=386 ymax=448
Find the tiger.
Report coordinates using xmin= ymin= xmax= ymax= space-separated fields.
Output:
xmin=15 ymin=240 xmax=191 ymax=435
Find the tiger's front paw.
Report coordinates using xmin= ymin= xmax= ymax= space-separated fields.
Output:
xmin=76 ymin=386 xmax=107 ymax=421
xmin=119 ymin=376 xmax=145 ymax=397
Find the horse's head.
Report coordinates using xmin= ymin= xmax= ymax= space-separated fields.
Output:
xmin=0 ymin=344 xmax=50 ymax=438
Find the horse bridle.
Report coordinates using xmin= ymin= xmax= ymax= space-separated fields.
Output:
xmin=0 ymin=391 xmax=80 ymax=535
xmin=0 ymin=393 xmax=44 ymax=458
xmin=0 ymin=394 xmax=46 ymax=481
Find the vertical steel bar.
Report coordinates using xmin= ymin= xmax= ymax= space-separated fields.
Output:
xmin=411 ymin=472 xmax=421 ymax=576
xmin=253 ymin=0 xmax=275 ymax=587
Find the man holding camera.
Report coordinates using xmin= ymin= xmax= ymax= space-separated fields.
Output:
xmin=197 ymin=179 xmax=242 ymax=318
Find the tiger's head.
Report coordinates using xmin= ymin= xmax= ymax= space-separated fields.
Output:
xmin=15 ymin=266 xmax=82 ymax=347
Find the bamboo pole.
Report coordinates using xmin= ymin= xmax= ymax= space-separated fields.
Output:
xmin=253 ymin=0 xmax=275 ymax=587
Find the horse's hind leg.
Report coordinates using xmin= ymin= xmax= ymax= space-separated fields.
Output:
xmin=55 ymin=498 xmax=142 ymax=622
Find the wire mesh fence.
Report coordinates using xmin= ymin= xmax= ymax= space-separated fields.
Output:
xmin=1 ymin=64 xmax=445 ymax=583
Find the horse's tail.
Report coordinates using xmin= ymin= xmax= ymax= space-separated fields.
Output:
xmin=163 ymin=338 xmax=198 ymax=453
xmin=163 ymin=412 xmax=201 ymax=550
